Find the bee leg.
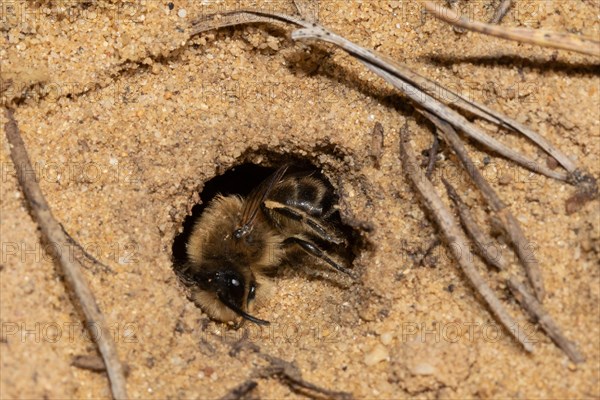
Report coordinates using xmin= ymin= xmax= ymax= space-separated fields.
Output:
xmin=264 ymin=200 xmax=344 ymax=245
xmin=320 ymin=205 xmax=337 ymax=220
xmin=283 ymin=236 xmax=354 ymax=277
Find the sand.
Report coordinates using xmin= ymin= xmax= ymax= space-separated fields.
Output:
xmin=1 ymin=1 xmax=598 ymax=398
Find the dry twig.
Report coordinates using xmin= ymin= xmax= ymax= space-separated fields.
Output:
xmin=399 ymin=123 xmax=533 ymax=352
xmin=507 ymin=277 xmax=585 ymax=363
xmin=489 ymin=0 xmax=512 ymax=24
xmin=290 ymin=24 xmax=571 ymax=181
xmin=442 ymin=179 xmax=508 ymax=270
xmin=423 ymin=1 xmax=600 ymax=57
xmin=3 ymin=109 xmax=128 ymax=399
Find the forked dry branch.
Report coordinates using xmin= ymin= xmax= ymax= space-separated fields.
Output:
xmin=399 ymin=123 xmax=535 ymax=352
xmin=420 ymin=110 xmax=545 ymax=299
xmin=225 ymin=338 xmax=354 ymax=400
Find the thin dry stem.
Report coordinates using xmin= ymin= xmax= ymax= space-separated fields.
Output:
xmin=423 ymin=1 xmax=600 ymax=57
xmin=507 ymin=277 xmax=585 ymax=363
xmin=442 ymin=179 xmax=508 ymax=270
xmin=191 ymin=9 xmax=307 ymax=37
xmin=3 ymin=108 xmax=128 ymax=399
xmin=489 ymin=0 xmax=512 ymax=24
xmin=291 ymin=25 xmax=570 ymax=181
xmin=400 ymin=123 xmax=533 ymax=352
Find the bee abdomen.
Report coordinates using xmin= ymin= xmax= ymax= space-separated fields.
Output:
xmin=269 ymin=176 xmax=329 ymax=217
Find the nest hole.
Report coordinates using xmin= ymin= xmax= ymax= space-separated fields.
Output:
xmin=172 ymin=160 xmax=363 ymax=278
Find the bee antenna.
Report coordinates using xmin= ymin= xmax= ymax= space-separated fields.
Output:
xmin=218 ymin=294 xmax=270 ymax=326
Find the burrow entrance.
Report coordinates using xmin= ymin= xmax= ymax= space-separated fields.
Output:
xmin=171 ymin=159 xmax=364 ymax=278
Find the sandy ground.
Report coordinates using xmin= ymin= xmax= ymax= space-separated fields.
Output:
xmin=1 ymin=0 xmax=599 ymax=398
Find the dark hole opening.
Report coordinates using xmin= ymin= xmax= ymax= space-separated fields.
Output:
xmin=172 ymin=161 xmax=360 ymax=278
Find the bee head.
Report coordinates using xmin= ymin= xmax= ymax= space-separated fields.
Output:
xmin=209 ymin=269 xmax=269 ymax=326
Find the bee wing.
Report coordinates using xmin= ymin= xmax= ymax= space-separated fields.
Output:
xmin=234 ymin=164 xmax=289 ymax=238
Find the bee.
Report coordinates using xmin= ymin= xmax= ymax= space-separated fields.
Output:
xmin=178 ymin=165 xmax=352 ymax=326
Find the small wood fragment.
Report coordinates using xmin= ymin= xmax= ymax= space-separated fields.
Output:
xmin=369 ymin=121 xmax=384 ymax=169
xmin=72 ymin=354 xmax=107 ymax=373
